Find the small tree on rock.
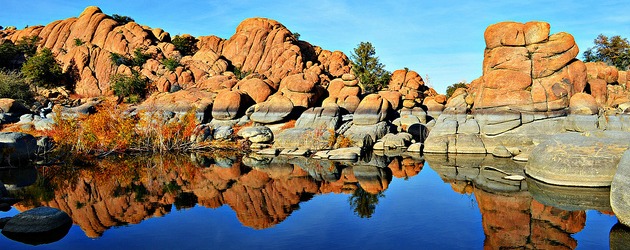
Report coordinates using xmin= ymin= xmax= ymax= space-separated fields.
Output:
xmin=112 ymin=14 xmax=135 ymax=25
xmin=350 ymin=41 xmax=391 ymax=93
xmin=172 ymin=35 xmax=198 ymax=56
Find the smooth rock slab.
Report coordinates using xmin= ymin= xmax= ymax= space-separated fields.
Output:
xmin=526 ymin=131 xmax=630 ymax=187
xmin=2 ymin=207 xmax=72 ymax=245
xmin=612 ymin=150 xmax=630 ymax=227
xmin=237 ymin=126 xmax=274 ymax=143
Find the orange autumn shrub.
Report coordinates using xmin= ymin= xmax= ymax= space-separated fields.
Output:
xmin=134 ymin=109 xmax=198 ymax=151
xmin=45 ymin=101 xmax=201 ymax=154
xmin=45 ymin=102 xmax=136 ymax=154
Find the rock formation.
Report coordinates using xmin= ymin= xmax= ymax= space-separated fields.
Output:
xmin=425 ymin=21 xmax=630 ymax=166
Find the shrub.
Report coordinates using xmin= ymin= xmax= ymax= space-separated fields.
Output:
xmin=171 ymin=35 xmax=198 ymax=56
xmin=21 ymin=48 xmax=63 ymax=88
xmin=233 ymin=66 xmax=250 ymax=80
xmin=16 ymin=35 xmax=41 ymax=57
xmin=131 ymin=47 xmax=151 ymax=67
xmin=111 ymin=71 xmax=147 ymax=103
xmin=112 ymin=14 xmax=134 ymax=25
xmin=446 ymin=81 xmax=468 ymax=98
xmin=0 ymin=41 xmax=20 ymax=69
xmin=292 ymin=32 xmax=301 ymax=40
xmin=110 ymin=52 xmax=130 ymax=66
xmin=162 ymin=57 xmax=180 ymax=71
xmin=0 ymin=70 xmax=34 ymax=104
xmin=45 ymin=102 xmax=201 ymax=154
xmin=46 ymin=102 xmax=137 ymax=154
xmin=74 ymin=38 xmax=85 ymax=47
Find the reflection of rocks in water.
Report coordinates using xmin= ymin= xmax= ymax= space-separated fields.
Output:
xmin=426 ymin=154 xmax=527 ymax=193
xmin=0 ymin=166 xmax=37 ymax=191
xmin=428 ymin=153 xmax=586 ymax=249
xmin=352 ymin=165 xmax=392 ymax=194
xmin=475 ymin=189 xmax=585 ymax=249
xmin=610 ymin=223 xmax=630 ymax=250
xmin=527 ymin=178 xmax=612 ymax=212
xmin=387 ymin=157 xmax=424 ymax=179
xmin=13 ymin=153 xmax=427 ymax=235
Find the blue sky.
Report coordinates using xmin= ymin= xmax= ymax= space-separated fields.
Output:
xmin=1 ymin=1 xmax=629 ymax=93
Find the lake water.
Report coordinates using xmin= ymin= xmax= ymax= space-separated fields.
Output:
xmin=0 ymin=152 xmax=623 ymax=249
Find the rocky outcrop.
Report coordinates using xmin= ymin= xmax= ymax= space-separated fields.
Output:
xmin=474 ymin=21 xmax=584 ymax=112
xmin=424 ymin=21 xmax=630 ymax=158
xmin=388 ymin=69 xmax=430 ymax=109
xmin=0 ymin=7 xmax=351 ymax=109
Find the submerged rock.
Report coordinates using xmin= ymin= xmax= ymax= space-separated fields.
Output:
xmin=2 ymin=207 xmax=72 ymax=245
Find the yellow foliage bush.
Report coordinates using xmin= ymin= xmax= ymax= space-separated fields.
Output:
xmin=44 ymin=101 xmax=200 ymax=154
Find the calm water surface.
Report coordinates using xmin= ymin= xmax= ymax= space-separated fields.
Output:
xmin=0 ymin=153 xmax=622 ymax=249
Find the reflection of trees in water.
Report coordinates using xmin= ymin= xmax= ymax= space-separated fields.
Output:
xmin=348 ymin=185 xmax=384 ymax=219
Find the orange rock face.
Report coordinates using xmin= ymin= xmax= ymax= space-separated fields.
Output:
xmin=473 ymin=21 xmax=587 ymax=112
xmin=0 ymin=7 xmax=353 ymax=116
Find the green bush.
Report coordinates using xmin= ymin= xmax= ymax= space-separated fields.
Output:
xmin=16 ymin=35 xmax=41 ymax=57
xmin=132 ymin=48 xmax=151 ymax=67
xmin=162 ymin=57 xmax=180 ymax=71
xmin=171 ymin=35 xmax=198 ymax=56
xmin=0 ymin=41 xmax=20 ymax=69
xmin=233 ymin=66 xmax=250 ymax=80
xmin=74 ymin=38 xmax=85 ymax=47
xmin=112 ymin=14 xmax=134 ymax=25
xmin=21 ymin=48 xmax=63 ymax=88
xmin=110 ymin=52 xmax=130 ymax=66
xmin=111 ymin=71 xmax=147 ymax=103
xmin=446 ymin=81 xmax=468 ymax=98
xmin=0 ymin=70 xmax=34 ymax=104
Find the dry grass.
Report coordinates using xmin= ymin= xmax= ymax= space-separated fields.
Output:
xmin=279 ymin=119 xmax=296 ymax=130
xmin=43 ymin=101 xmax=201 ymax=155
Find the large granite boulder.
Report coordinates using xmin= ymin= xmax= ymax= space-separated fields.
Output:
xmin=294 ymin=104 xmax=340 ymax=130
xmin=323 ymin=77 xmax=361 ymax=113
xmin=250 ymin=94 xmax=294 ymax=124
xmin=526 ymin=131 xmax=630 ymax=187
xmin=0 ymin=132 xmax=38 ymax=165
xmin=211 ymin=90 xmax=252 ymax=120
xmin=353 ymin=94 xmax=390 ymax=125
xmin=569 ymin=93 xmax=599 ymax=115
xmin=387 ymin=69 xmax=428 ymax=108
xmin=237 ymin=126 xmax=274 ymax=143
xmin=611 ymin=150 xmax=630 ymax=227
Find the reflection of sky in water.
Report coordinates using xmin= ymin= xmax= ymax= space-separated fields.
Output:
xmin=0 ymin=163 xmax=619 ymax=249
